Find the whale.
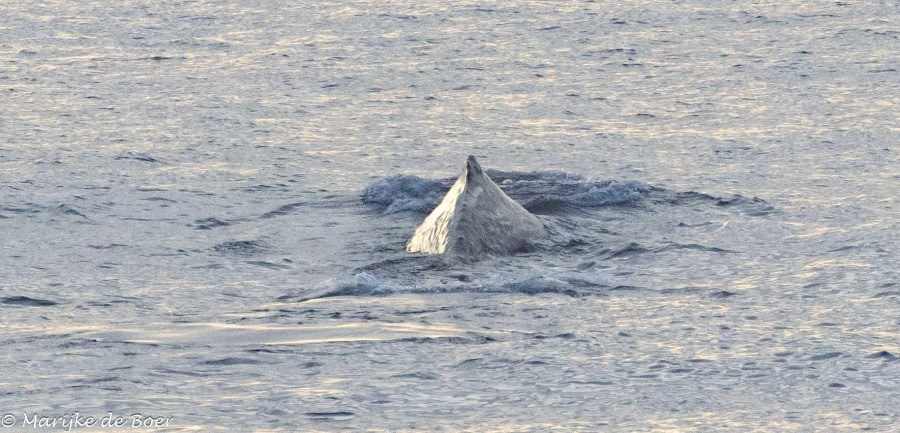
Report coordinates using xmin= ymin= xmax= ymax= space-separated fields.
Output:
xmin=406 ymin=155 xmax=548 ymax=262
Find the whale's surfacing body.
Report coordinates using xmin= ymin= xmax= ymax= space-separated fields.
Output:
xmin=407 ymin=156 xmax=547 ymax=262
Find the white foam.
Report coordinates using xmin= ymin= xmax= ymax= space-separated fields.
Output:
xmin=361 ymin=175 xmax=447 ymax=214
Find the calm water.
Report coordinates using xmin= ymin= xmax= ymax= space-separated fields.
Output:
xmin=1 ymin=1 xmax=898 ymax=431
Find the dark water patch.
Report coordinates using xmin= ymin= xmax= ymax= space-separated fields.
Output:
xmin=138 ymin=55 xmax=183 ymax=62
xmin=602 ymin=242 xmax=650 ymax=258
xmin=213 ymin=240 xmax=267 ymax=256
xmin=87 ymin=243 xmax=127 ymax=249
xmin=177 ymin=188 xmax=216 ymax=196
xmin=238 ymin=184 xmax=292 ymax=193
xmin=608 ymin=285 xmax=643 ymax=292
xmin=82 ymin=301 xmax=115 ymax=307
xmin=449 ymin=274 xmax=472 ymax=282
xmin=394 ymin=308 xmax=445 ymax=316
xmin=181 ymin=15 xmax=215 ymax=21
xmin=135 ymin=186 xmax=169 ymax=192
xmin=454 ymin=358 xmax=483 ymax=367
xmin=246 ymin=260 xmax=291 ymax=270
xmin=669 ymin=191 xmax=775 ymax=215
xmin=56 ymin=204 xmax=88 ymax=219
xmin=157 ymin=368 xmax=209 ymax=377
xmin=584 ymin=48 xmax=638 ymax=57
xmin=202 ymin=357 xmax=262 ymax=366
xmin=190 ymin=217 xmax=229 ymax=230
xmin=395 ymin=335 xmax=496 ymax=345
xmin=378 ymin=13 xmax=417 ymax=20
xmin=567 ymin=380 xmax=614 ymax=385
xmin=872 ymin=291 xmax=900 ymax=298
xmin=2 ymin=296 xmax=58 ymax=307
xmin=304 ymin=412 xmax=355 ymax=420
xmin=82 ymin=376 xmax=119 ymax=384
xmin=866 ymin=351 xmax=896 ymax=360
xmin=658 ymin=243 xmax=736 ymax=253
xmin=115 ymin=152 xmax=161 ymax=163
xmin=533 ymin=332 xmax=576 ymax=340
xmin=522 ymin=198 xmax=583 ymax=215
xmin=142 ymin=196 xmax=175 ymax=203
xmin=715 ymin=195 xmax=774 ymax=215
xmin=148 ymin=250 xmax=188 ymax=257
xmin=810 ymin=352 xmax=842 ymax=361
xmin=260 ymin=202 xmax=307 ymax=218
xmin=391 ymin=372 xmax=439 ymax=380
xmin=710 ymin=290 xmax=738 ymax=299
xmin=353 ymin=256 xmax=443 ymax=273
xmin=2 ymin=202 xmax=37 ymax=213
xmin=828 ymin=382 xmax=846 ymax=388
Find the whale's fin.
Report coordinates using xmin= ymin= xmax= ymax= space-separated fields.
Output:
xmin=406 ymin=156 xmax=547 ymax=262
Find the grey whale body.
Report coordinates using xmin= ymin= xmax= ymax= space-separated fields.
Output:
xmin=406 ymin=156 xmax=548 ymax=262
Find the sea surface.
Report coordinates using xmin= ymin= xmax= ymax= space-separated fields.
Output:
xmin=1 ymin=1 xmax=898 ymax=431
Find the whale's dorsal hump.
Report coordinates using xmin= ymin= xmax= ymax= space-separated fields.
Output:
xmin=406 ymin=155 xmax=546 ymax=262
xmin=465 ymin=154 xmax=483 ymax=179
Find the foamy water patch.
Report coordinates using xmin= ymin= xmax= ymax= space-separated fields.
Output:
xmin=361 ymin=175 xmax=448 ymax=214
xmin=362 ymin=170 xmax=653 ymax=215
xmin=292 ymin=269 xmax=620 ymax=302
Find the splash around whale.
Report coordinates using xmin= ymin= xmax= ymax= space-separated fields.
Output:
xmin=406 ymin=156 xmax=548 ymax=262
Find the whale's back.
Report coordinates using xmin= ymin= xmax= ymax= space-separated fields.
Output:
xmin=407 ymin=156 xmax=547 ymax=262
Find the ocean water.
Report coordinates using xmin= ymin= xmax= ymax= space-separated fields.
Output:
xmin=1 ymin=1 xmax=898 ymax=431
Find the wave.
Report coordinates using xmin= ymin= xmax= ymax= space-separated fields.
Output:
xmin=286 ymin=270 xmax=731 ymax=302
xmin=361 ymin=170 xmax=652 ymax=215
xmin=361 ymin=175 xmax=448 ymax=214
xmin=291 ymin=271 xmax=620 ymax=302
xmin=361 ymin=169 xmax=774 ymax=220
